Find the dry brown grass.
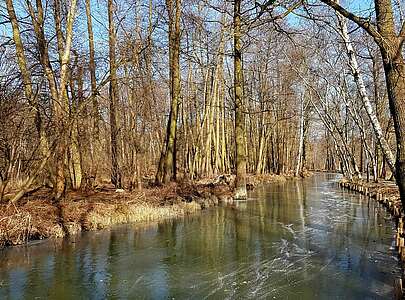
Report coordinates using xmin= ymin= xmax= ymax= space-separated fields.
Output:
xmin=0 ymin=200 xmax=64 ymax=248
xmin=0 ymin=179 xmax=232 ymax=248
xmin=64 ymin=200 xmax=201 ymax=233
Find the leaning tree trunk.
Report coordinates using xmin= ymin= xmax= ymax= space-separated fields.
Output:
xmin=26 ymin=0 xmax=77 ymax=199
xmin=233 ymin=0 xmax=247 ymax=199
xmin=5 ymin=0 xmax=50 ymax=189
xmin=335 ymin=5 xmax=396 ymax=175
xmin=321 ymin=0 xmax=405 ymax=210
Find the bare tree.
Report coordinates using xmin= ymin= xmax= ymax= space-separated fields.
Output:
xmin=320 ymin=0 xmax=405 ymax=207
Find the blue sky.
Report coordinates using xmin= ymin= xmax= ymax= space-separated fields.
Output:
xmin=346 ymin=0 xmax=374 ymax=16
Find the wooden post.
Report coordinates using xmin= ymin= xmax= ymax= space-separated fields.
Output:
xmin=394 ymin=278 xmax=403 ymax=300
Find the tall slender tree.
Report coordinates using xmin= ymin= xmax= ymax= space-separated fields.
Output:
xmin=233 ymin=0 xmax=247 ymax=199
xmin=108 ymin=0 xmax=122 ymax=188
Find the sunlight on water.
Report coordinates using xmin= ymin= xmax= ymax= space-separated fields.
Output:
xmin=0 ymin=174 xmax=400 ymax=299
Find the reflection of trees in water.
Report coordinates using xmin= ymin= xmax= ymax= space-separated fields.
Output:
xmin=0 ymin=175 xmax=399 ymax=299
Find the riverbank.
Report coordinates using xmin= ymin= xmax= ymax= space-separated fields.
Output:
xmin=0 ymin=174 xmax=294 ymax=249
xmin=339 ymin=178 xmax=401 ymax=218
xmin=0 ymin=179 xmax=233 ymax=249
xmin=338 ymin=178 xmax=403 ymax=299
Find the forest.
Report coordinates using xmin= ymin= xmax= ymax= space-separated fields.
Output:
xmin=2 ymin=0 xmax=405 ymax=298
xmin=1 ymin=0 xmax=405 ymax=245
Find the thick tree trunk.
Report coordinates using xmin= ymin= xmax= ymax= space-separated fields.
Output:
xmin=374 ymin=0 xmax=405 ymax=206
xmin=383 ymin=57 xmax=405 ymax=202
xmin=25 ymin=0 xmax=77 ymax=199
xmin=233 ymin=0 xmax=247 ymax=199
xmin=156 ymin=0 xmax=181 ymax=184
xmin=55 ymin=0 xmax=77 ymax=198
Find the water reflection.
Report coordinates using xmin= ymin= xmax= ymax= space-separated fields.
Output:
xmin=0 ymin=174 xmax=400 ymax=299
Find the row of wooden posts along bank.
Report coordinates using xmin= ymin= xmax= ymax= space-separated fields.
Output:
xmin=339 ymin=179 xmax=403 ymax=299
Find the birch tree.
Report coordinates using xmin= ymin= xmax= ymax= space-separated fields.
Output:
xmin=334 ymin=1 xmax=396 ymax=175
xmin=320 ymin=0 xmax=405 ymax=208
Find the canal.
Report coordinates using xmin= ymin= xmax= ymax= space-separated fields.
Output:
xmin=0 ymin=173 xmax=400 ymax=299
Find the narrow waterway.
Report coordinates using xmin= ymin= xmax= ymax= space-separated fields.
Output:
xmin=0 ymin=174 xmax=400 ymax=299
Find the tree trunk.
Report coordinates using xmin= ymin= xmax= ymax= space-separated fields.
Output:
xmin=25 ymin=0 xmax=78 ymax=199
xmin=156 ymin=0 xmax=181 ymax=184
xmin=108 ymin=0 xmax=122 ymax=188
xmin=295 ymin=95 xmax=305 ymax=177
xmin=5 ymin=0 xmax=50 ymax=189
xmin=374 ymin=0 xmax=405 ymax=205
xmin=335 ymin=6 xmax=396 ymax=174
xmin=233 ymin=0 xmax=247 ymax=199
xmin=85 ymin=0 xmax=100 ymax=186
xmin=321 ymin=0 xmax=405 ymax=207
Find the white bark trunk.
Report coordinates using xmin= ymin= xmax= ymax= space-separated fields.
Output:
xmin=335 ymin=4 xmax=396 ymax=175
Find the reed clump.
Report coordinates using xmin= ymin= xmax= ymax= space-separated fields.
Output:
xmin=247 ymin=174 xmax=288 ymax=188
xmin=81 ymin=201 xmax=200 ymax=231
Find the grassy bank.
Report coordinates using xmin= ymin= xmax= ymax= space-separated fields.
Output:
xmin=0 ymin=173 xmax=308 ymax=249
xmin=0 ymin=179 xmax=233 ymax=249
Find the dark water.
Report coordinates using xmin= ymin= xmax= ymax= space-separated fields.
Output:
xmin=0 ymin=174 xmax=400 ymax=299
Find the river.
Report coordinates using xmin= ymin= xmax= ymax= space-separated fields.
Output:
xmin=0 ymin=173 xmax=400 ymax=299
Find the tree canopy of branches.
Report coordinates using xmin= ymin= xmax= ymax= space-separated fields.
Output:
xmin=1 ymin=0 xmax=405 ymax=206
